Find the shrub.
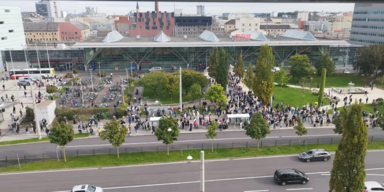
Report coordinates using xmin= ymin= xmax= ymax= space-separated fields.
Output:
xmin=72 ymin=68 xmax=80 ymax=74
xmin=46 ymin=85 xmax=58 ymax=93
xmin=133 ymin=71 xmax=138 ymax=77
xmin=379 ymin=101 xmax=384 ymax=106
xmin=58 ymin=110 xmax=76 ymax=122
xmin=97 ymin=71 xmax=106 ymax=77
xmin=72 ymin=77 xmax=80 ymax=82
xmin=24 ymin=106 xmax=34 ymax=122
xmin=64 ymin=73 xmax=74 ymax=78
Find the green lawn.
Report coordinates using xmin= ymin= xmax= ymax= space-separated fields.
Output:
xmin=1 ymin=141 xmax=384 ymax=173
xmin=284 ymin=74 xmax=369 ymax=88
xmin=142 ymin=87 xmax=196 ymax=105
xmin=328 ymin=104 xmax=384 ymax=114
xmin=273 ymin=86 xmax=320 ymax=108
xmin=0 ymin=133 xmax=89 ymax=146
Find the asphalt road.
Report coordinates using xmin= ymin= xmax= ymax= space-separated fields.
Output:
xmin=1 ymin=150 xmax=384 ymax=192
xmin=1 ymin=128 xmax=384 ymax=161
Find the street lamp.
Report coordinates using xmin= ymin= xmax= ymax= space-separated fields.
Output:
xmin=6 ymin=48 xmax=20 ymax=100
xmin=120 ymin=76 xmax=125 ymax=106
xmin=34 ymin=42 xmax=42 ymax=77
xmin=97 ymin=62 xmax=101 ymax=82
xmin=125 ymin=68 xmax=129 ymax=87
xmin=310 ymin=77 xmax=313 ymax=89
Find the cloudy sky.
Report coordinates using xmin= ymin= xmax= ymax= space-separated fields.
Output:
xmin=0 ymin=0 xmax=355 ymax=15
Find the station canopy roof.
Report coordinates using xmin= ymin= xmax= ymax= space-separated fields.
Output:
xmin=154 ymin=30 xmax=171 ymax=42
xmin=198 ymin=30 xmax=220 ymax=42
xmin=245 ymin=31 xmax=268 ymax=41
xmin=102 ymin=30 xmax=124 ymax=43
xmin=281 ymin=30 xmax=317 ymax=41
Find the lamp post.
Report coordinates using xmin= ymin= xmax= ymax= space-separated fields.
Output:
xmin=120 ymin=76 xmax=125 ymax=106
xmin=7 ymin=49 xmax=20 ymax=100
xmin=310 ymin=77 xmax=313 ymax=89
xmin=97 ymin=62 xmax=101 ymax=82
xmin=44 ymin=38 xmax=51 ymax=69
xmin=90 ymin=66 xmax=94 ymax=92
xmin=179 ymin=67 xmax=182 ymax=111
xmin=34 ymin=42 xmax=42 ymax=77
xmin=200 ymin=151 xmax=205 ymax=192
xmin=125 ymin=68 xmax=129 ymax=87
xmin=130 ymin=61 xmax=133 ymax=77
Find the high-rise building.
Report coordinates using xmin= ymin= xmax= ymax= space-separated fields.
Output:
xmin=297 ymin=12 xmax=309 ymax=21
xmin=0 ymin=5 xmax=26 ymax=72
xmin=197 ymin=4 xmax=205 ymax=15
xmin=350 ymin=3 xmax=384 ymax=45
xmin=35 ymin=0 xmax=59 ymax=18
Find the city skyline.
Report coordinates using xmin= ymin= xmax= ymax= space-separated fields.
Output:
xmin=0 ymin=1 xmax=355 ymax=15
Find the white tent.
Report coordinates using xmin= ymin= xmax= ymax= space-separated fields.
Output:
xmin=102 ymin=30 xmax=124 ymax=43
xmin=198 ymin=30 xmax=220 ymax=42
xmin=154 ymin=30 xmax=171 ymax=42
xmin=244 ymin=31 xmax=268 ymax=41
xmin=281 ymin=30 xmax=317 ymax=41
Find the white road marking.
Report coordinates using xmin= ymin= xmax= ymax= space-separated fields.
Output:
xmin=0 ymin=168 xmax=98 ymax=176
xmin=366 ymin=174 xmax=384 ymax=176
xmin=286 ymin=188 xmax=313 ymax=191
xmin=244 ymin=190 xmax=269 ymax=192
xmin=321 ymin=174 xmax=331 ymax=176
xmin=281 ymin=134 xmax=336 ymax=138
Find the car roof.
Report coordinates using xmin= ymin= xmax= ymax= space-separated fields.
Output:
xmin=309 ymin=149 xmax=327 ymax=152
xmin=276 ymin=168 xmax=297 ymax=173
xmin=72 ymin=184 xmax=88 ymax=191
xmin=365 ymin=181 xmax=383 ymax=188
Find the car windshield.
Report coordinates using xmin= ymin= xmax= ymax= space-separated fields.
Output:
xmin=306 ymin=151 xmax=313 ymax=155
xmin=295 ymin=170 xmax=304 ymax=176
xmin=87 ymin=186 xmax=96 ymax=192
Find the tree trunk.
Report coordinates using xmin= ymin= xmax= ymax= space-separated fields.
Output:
xmin=117 ymin=147 xmax=119 ymax=158
xmin=257 ymin=140 xmax=260 ymax=151
xmin=167 ymin=144 xmax=169 ymax=156
xmin=211 ymin=139 xmax=214 ymax=153
xmin=63 ymin=146 xmax=67 ymax=162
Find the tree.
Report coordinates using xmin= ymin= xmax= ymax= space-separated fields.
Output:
xmin=136 ymin=71 xmax=166 ymax=97
xmin=190 ymin=83 xmax=202 ymax=104
xmin=164 ymin=73 xmax=179 ymax=101
xmin=100 ymin=119 xmax=128 ymax=158
xmin=314 ymin=53 xmax=335 ymax=76
xmin=244 ymin=113 xmax=270 ymax=150
xmin=205 ymin=120 xmax=218 ymax=152
xmin=243 ymin=63 xmax=254 ymax=88
xmin=318 ymin=68 xmax=327 ymax=104
xmin=294 ymin=117 xmax=307 ymax=145
xmin=289 ymin=54 xmax=315 ymax=83
xmin=329 ymin=102 xmax=368 ymax=192
xmin=205 ymin=84 xmax=227 ymax=106
xmin=376 ymin=115 xmax=384 ymax=130
xmin=234 ymin=53 xmax=245 ymax=79
xmin=207 ymin=47 xmax=219 ymax=80
xmin=354 ymin=45 xmax=384 ymax=80
xmin=215 ymin=48 xmax=229 ymax=90
xmin=48 ymin=122 xmax=74 ymax=162
xmin=333 ymin=106 xmax=350 ymax=135
xmin=274 ymin=63 xmax=292 ymax=89
xmin=155 ymin=116 xmax=180 ymax=155
xmin=253 ymin=45 xmax=275 ymax=106
xmin=176 ymin=69 xmax=207 ymax=95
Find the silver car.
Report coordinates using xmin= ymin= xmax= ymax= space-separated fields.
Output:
xmin=72 ymin=184 xmax=103 ymax=192
xmin=298 ymin=149 xmax=331 ymax=162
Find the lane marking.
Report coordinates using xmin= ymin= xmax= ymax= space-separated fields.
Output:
xmin=366 ymin=174 xmax=384 ymax=176
xmin=0 ymin=168 xmax=98 ymax=176
xmin=281 ymin=134 xmax=336 ymax=138
xmin=286 ymin=188 xmax=313 ymax=191
xmin=244 ymin=190 xmax=269 ymax=192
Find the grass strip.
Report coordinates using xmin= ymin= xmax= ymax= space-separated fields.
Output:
xmin=0 ymin=133 xmax=89 ymax=146
xmin=1 ymin=141 xmax=384 ymax=173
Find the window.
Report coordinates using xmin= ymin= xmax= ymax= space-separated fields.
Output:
xmin=75 ymin=32 xmax=77 ymax=34
xmin=1 ymin=37 xmax=7 ymax=40
xmin=0 ymin=21 xmax=3 ymax=24
xmin=5 ymin=9 xmax=10 ymax=13
xmin=9 ymin=30 xmax=14 ymax=33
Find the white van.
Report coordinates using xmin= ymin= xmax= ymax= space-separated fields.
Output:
xmin=149 ymin=67 xmax=162 ymax=72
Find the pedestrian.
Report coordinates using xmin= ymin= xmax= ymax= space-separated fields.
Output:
xmin=19 ymin=109 xmax=23 ymax=117
xmin=97 ymin=127 xmax=101 ymax=136
xmin=24 ymin=91 xmax=27 ymax=97
xmin=366 ymin=97 xmax=369 ymax=104
xmin=10 ymin=113 xmax=14 ymax=121
xmin=45 ymin=128 xmax=50 ymax=137
xmin=152 ymin=125 xmax=155 ymax=134
xmin=2 ymin=84 xmax=4 ymax=91
xmin=20 ymin=101 xmax=24 ymax=108
xmin=25 ymin=127 xmax=29 ymax=135
xmin=13 ymin=106 xmax=16 ymax=114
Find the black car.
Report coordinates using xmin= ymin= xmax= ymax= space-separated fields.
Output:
xmin=274 ymin=168 xmax=309 ymax=186
xmin=298 ymin=149 xmax=331 ymax=162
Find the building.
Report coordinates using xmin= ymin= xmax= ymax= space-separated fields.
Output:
xmin=260 ymin=24 xmax=291 ymax=35
xmin=270 ymin=12 xmax=278 ymax=17
xmin=0 ymin=5 xmax=26 ymax=72
xmin=35 ymin=0 xmax=59 ymax=18
xmin=235 ymin=17 xmax=261 ymax=33
xmin=23 ymin=22 xmax=86 ymax=43
xmin=224 ymin=19 xmax=236 ymax=34
xmin=297 ymin=11 xmax=309 ymax=21
xmin=71 ymin=22 xmax=91 ymax=40
xmin=327 ymin=22 xmax=351 ymax=33
xmin=175 ymin=16 xmax=212 ymax=36
xmin=228 ymin=13 xmax=254 ymax=20
xmin=61 ymin=11 xmax=67 ymax=18
xmin=175 ymin=9 xmax=182 ymax=17
xmin=114 ymin=16 xmax=130 ymax=36
xmin=350 ymin=3 xmax=384 ymax=45
xmin=197 ymin=4 xmax=205 ymax=15
xmin=222 ymin=13 xmax=229 ymax=18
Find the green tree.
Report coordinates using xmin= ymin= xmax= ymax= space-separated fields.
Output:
xmin=289 ymin=54 xmax=315 ymax=83
xmin=274 ymin=63 xmax=292 ymax=89
xmin=294 ymin=117 xmax=307 ymax=145
xmin=136 ymin=71 xmax=166 ymax=97
xmin=164 ymin=73 xmax=179 ymax=101
xmin=100 ymin=119 xmax=128 ymax=158
xmin=205 ymin=84 xmax=227 ymax=107
xmin=244 ymin=113 xmax=271 ymax=150
xmin=329 ymin=102 xmax=368 ymax=192
xmin=176 ymin=69 xmax=207 ymax=95
xmin=234 ymin=53 xmax=245 ymax=79
xmin=243 ymin=63 xmax=254 ymax=88
xmin=253 ymin=45 xmax=275 ymax=106
xmin=314 ymin=53 xmax=335 ymax=76
xmin=155 ymin=116 xmax=180 ymax=155
xmin=190 ymin=83 xmax=202 ymax=105
xmin=205 ymin=120 xmax=218 ymax=152
xmin=208 ymin=47 xmax=219 ymax=79
xmin=318 ymin=68 xmax=327 ymax=104
xmin=376 ymin=115 xmax=384 ymax=130
xmin=353 ymin=45 xmax=384 ymax=80
xmin=333 ymin=107 xmax=350 ymax=135
xmin=48 ymin=122 xmax=75 ymax=162
xmin=215 ymin=48 xmax=229 ymax=90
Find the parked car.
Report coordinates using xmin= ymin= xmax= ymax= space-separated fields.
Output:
xmin=272 ymin=67 xmax=280 ymax=72
xmin=274 ymin=168 xmax=309 ymax=186
xmin=343 ymin=68 xmax=350 ymax=73
xmin=72 ymin=184 xmax=103 ymax=192
xmin=376 ymin=98 xmax=383 ymax=102
xmin=17 ymin=79 xmax=30 ymax=86
xmin=364 ymin=181 xmax=384 ymax=192
xmin=298 ymin=149 xmax=331 ymax=162
xmin=149 ymin=67 xmax=162 ymax=72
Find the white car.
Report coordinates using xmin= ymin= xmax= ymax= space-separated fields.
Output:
xmin=149 ymin=67 xmax=162 ymax=72
xmin=343 ymin=69 xmax=350 ymax=73
xmin=272 ymin=67 xmax=280 ymax=72
xmin=72 ymin=184 xmax=103 ymax=192
xmin=364 ymin=181 xmax=384 ymax=192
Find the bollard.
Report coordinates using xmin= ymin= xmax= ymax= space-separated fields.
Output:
xmin=317 ymin=138 xmax=319 ymax=145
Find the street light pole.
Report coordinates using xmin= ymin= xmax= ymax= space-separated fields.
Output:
xmin=200 ymin=151 xmax=205 ymax=192
xmin=125 ymin=68 xmax=129 ymax=87
xmin=130 ymin=61 xmax=133 ymax=77
xmin=90 ymin=67 xmax=94 ymax=92
xmin=8 ymin=49 xmax=20 ymax=100
xmin=97 ymin=62 xmax=101 ymax=82
xmin=44 ymin=38 xmax=51 ymax=69
xmin=34 ymin=43 xmax=42 ymax=77
xmin=120 ymin=76 xmax=125 ymax=106
xmin=179 ymin=66 xmax=182 ymax=111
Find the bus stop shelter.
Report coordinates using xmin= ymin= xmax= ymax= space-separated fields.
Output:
xmin=149 ymin=117 xmax=162 ymax=126
xmin=226 ymin=114 xmax=250 ymax=128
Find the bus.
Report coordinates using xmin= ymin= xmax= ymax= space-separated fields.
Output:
xmin=9 ymin=68 xmax=55 ymax=79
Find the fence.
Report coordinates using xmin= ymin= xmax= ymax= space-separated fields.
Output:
xmin=1 ymin=135 xmax=383 ymax=168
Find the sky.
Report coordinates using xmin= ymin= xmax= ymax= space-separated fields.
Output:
xmin=0 ymin=0 xmax=355 ymax=15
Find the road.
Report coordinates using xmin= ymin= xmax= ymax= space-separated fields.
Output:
xmin=1 ymin=128 xmax=384 ymax=160
xmin=1 ymin=150 xmax=384 ymax=192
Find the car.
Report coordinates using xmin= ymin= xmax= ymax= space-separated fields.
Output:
xmin=298 ymin=149 xmax=331 ymax=162
xmin=376 ymin=98 xmax=383 ymax=102
xmin=272 ymin=67 xmax=280 ymax=72
xmin=72 ymin=184 xmax=103 ymax=192
xmin=274 ymin=168 xmax=309 ymax=186
xmin=364 ymin=181 xmax=384 ymax=192
xmin=343 ymin=68 xmax=350 ymax=73
xmin=17 ymin=79 xmax=30 ymax=86
xmin=149 ymin=67 xmax=162 ymax=72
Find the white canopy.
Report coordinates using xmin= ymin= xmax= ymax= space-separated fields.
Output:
xmin=154 ymin=30 xmax=171 ymax=42
xmin=198 ymin=30 xmax=220 ymax=42
xmin=150 ymin=117 xmax=162 ymax=122
xmin=102 ymin=30 xmax=124 ymax=43
xmin=227 ymin=114 xmax=250 ymax=119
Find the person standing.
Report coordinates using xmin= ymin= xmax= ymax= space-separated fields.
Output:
xmin=45 ymin=128 xmax=50 ymax=137
xmin=13 ymin=106 xmax=16 ymax=114
xmin=97 ymin=127 xmax=101 ymax=136
xmin=19 ymin=109 xmax=23 ymax=117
